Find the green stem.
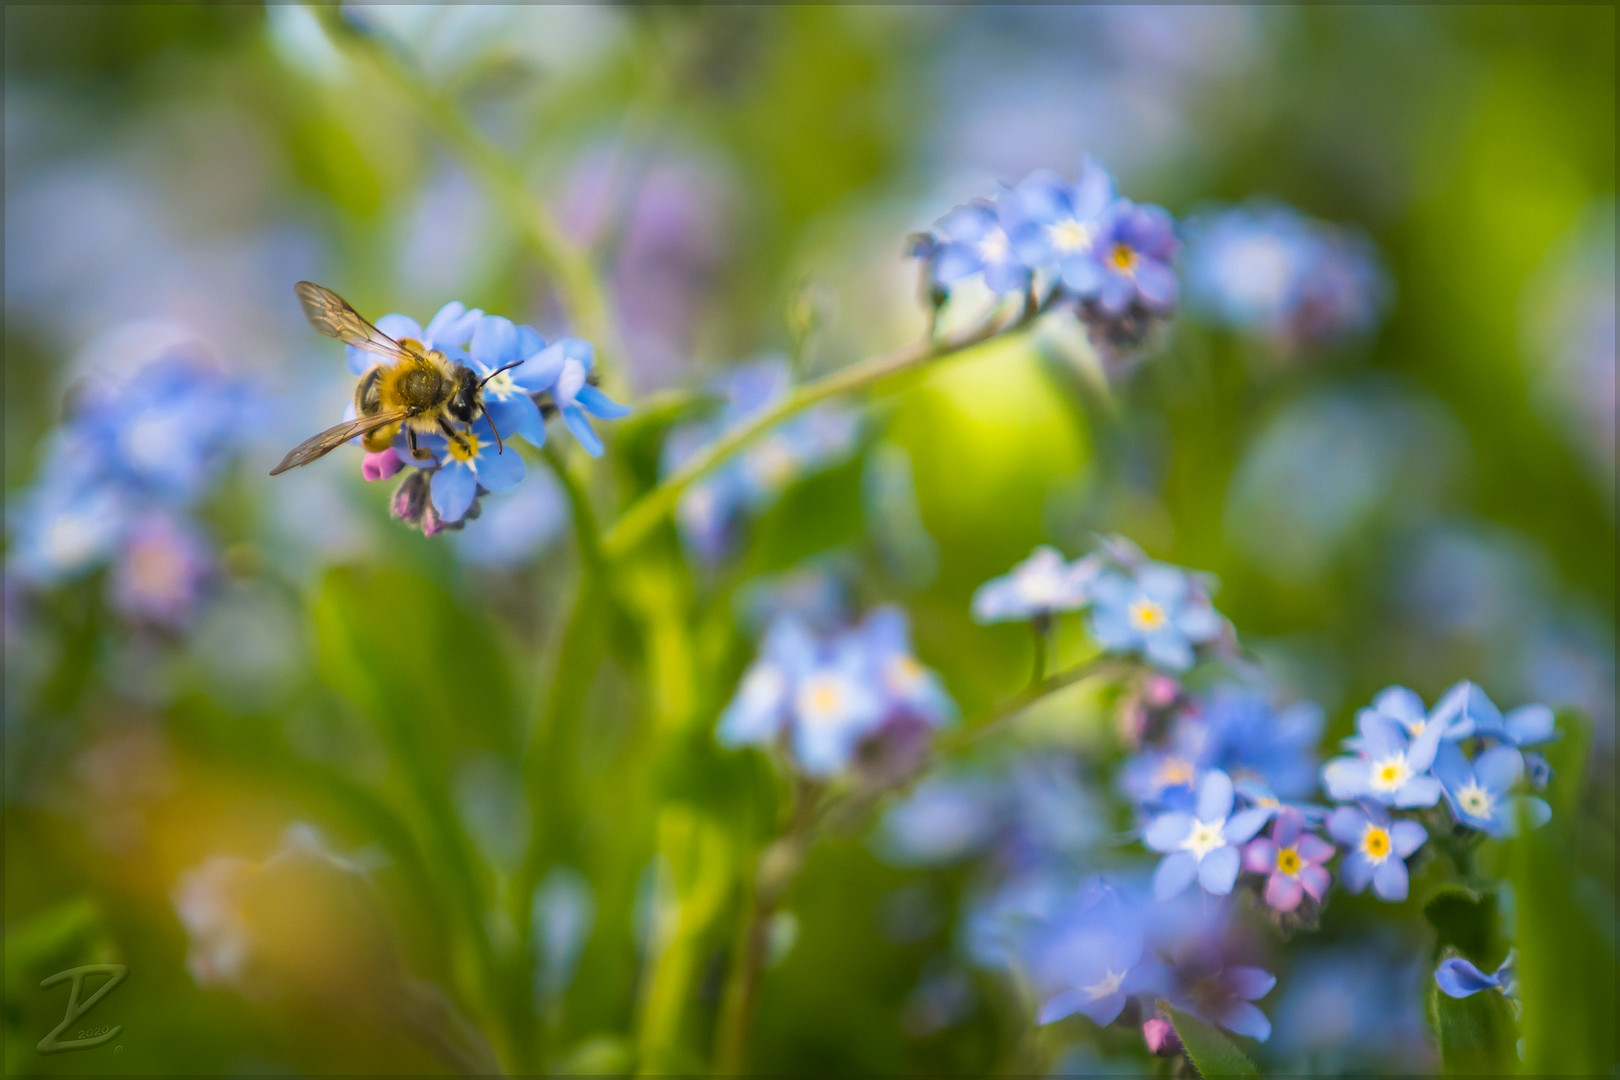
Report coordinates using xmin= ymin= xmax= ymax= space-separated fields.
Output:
xmin=938 ymin=654 xmax=1124 ymax=756
xmin=321 ymin=11 xmax=614 ymax=354
xmin=602 ymin=295 xmax=1055 ymax=562
xmin=1029 ymin=617 xmax=1050 ymax=686
xmin=540 ymin=443 xmax=605 ymax=574
xmin=714 ymin=779 xmax=819 ymax=1074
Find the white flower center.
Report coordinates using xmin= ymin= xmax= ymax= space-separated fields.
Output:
xmin=1457 ymin=781 xmax=1494 ymax=818
xmin=1083 ymin=968 xmax=1126 ymax=1000
xmin=481 ymin=369 xmax=518 ymax=399
xmin=1180 ymin=819 xmax=1226 ymax=860
xmin=1049 ymin=219 xmax=1092 ymax=254
xmin=1369 ymin=754 xmax=1411 ymax=793
xmin=976 ymin=228 xmax=1011 ymax=265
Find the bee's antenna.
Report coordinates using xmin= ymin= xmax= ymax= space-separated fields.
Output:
xmin=479 ymin=403 xmax=505 ymax=455
xmin=478 ymin=360 xmax=523 ymax=388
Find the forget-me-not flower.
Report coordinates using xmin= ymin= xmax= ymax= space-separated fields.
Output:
xmin=1087 ymin=560 xmax=1226 ymax=672
xmin=1030 ymin=879 xmax=1163 ymax=1027
xmin=931 ymin=190 xmax=1032 ymax=296
xmin=1432 ymin=680 xmax=1558 ymax=748
xmin=417 ymin=416 xmax=527 ymax=523
xmin=531 ymin=338 xmax=631 ymax=457
xmin=466 ymin=315 xmax=554 ymax=447
xmin=1143 ymin=770 xmax=1269 ymax=900
xmin=1007 ymin=160 xmax=1117 ymax=290
xmin=1322 ymin=706 xmax=1444 ymax=807
xmin=1242 ymin=808 xmax=1333 ymax=913
xmin=1432 ymin=742 xmax=1550 ymax=837
xmin=971 ymin=546 xmax=1098 ymax=623
xmin=1074 ymin=200 xmax=1180 ymax=317
xmin=1164 ymin=945 xmax=1276 ymax=1042
xmin=1327 ymin=801 xmax=1426 ymax=902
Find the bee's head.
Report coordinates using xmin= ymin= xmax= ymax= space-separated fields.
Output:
xmin=447 ymin=365 xmax=481 ymax=423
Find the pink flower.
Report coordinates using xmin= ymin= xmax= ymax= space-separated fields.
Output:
xmin=1242 ymin=808 xmax=1332 ymax=911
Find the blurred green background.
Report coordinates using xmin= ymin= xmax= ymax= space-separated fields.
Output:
xmin=3 ymin=5 xmax=1613 ymax=1076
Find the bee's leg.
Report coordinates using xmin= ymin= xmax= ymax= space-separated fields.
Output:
xmin=407 ymin=426 xmax=434 ymax=461
xmin=438 ymin=418 xmax=472 ymax=455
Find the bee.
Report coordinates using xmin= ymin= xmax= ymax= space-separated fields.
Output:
xmin=270 ymin=282 xmax=519 ymax=476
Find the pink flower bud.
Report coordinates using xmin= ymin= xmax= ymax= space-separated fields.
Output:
xmin=1142 ymin=1017 xmax=1181 ymax=1056
xmin=362 ymin=448 xmax=404 ymax=482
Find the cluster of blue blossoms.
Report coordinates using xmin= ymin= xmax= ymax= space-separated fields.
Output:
xmin=972 ymin=537 xmax=1231 ymax=672
xmin=719 ymin=530 xmax=1560 ymax=1056
xmin=913 ymin=159 xmax=1179 ymax=365
xmin=717 ymin=606 xmax=954 ymax=778
xmin=340 ymin=300 xmax=628 ymax=535
xmin=1183 ymin=200 xmax=1390 ymax=355
xmin=664 ymin=360 xmax=858 ymax=562
xmin=7 ymin=352 xmax=254 ymax=627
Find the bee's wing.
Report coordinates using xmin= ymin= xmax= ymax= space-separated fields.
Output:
xmin=269 ymin=407 xmax=412 ymax=475
xmin=294 ymin=281 xmax=410 ymax=363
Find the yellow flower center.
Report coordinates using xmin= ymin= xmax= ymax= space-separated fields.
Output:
xmin=1370 ymin=754 xmax=1411 ymax=793
xmin=1128 ymin=597 xmax=1167 ymax=631
xmin=798 ymin=675 xmax=845 ymax=725
xmin=1361 ymin=825 xmax=1391 ymax=863
xmin=447 ymin=431 xmax=480 ymax=463
xmin=887 ymin=655 xmax=925 ymax=694
xmin=1156 ymin=757 xmax=1195 ymax=788
xmin=1049 ymin=219 xmax=1092 ymax=254
xmin=1276 ymin=847 xmax=1302 ymax=876
xmin=1109 ymin=243 xmax=1138 ymax=273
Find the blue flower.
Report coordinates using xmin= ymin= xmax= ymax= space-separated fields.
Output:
xmin=1434 ymin=951 xmax=1516 ymax=1000
xmin=878 ymin=770 xmax=1003 ymax=866
xmin=8 ymin=480 xmax=130 ymax=585
xmin=1184 ymin=200 xmax=1388 ymax=352
xmin=1431 ymin=681 xmax=1558 ymax=748
xmin=971 ymin=546 xmax=1098 ymax=623
xmin=718 ymin=610 xmax=943 ymax=778
xmin=1087 ymin=561 xmax=1226 ymax=672
xmin=1031 ymin=879 xmax=1163 ymax=1027
xmin=1432 ymin=742 xmax=1550 ymax=837
xmin=851 ymin=606 xmax=956 ymax=728
xmin=1143 ymin=770 xmax=1269 ymax=900
xmin=1006 ymin=160 xmax=1117 ymax=290
xmin=349 ymin=300 xmax=482 ymax=375
xmin=109 ymin=511 xmax=213 ymax=627
xmin=717 ymin=616 xmax=815 ymax=749
xmin=1321 ymin=706 xmax=1444 ymax=807
xmin=1071 ymin=200 xmax=1180 ymax=317
xmin=1119 ymin=719 xmax=1212 ymax=813
xmin=1367 ymin=685 xmax=1472 ymax=741
xmin=1326 ymin=801 xmax=1426 ymax=902
xmin=448 ymin=467 xmax=568 ymax=567
xmin=466 ymin=315 xmax=554 ymax=447
xmin=420 ymin=415 xmax=527 ymax=523
xmin=1198 ymin=687 xmax=1324 ymax=801
xmin=531 ymin=338 xmax=630 ymax=457
xmin=931 ymin=190 xmax=1032 ymax=295
xmin=1163 ymin=945 xmax=1276 ymax=1042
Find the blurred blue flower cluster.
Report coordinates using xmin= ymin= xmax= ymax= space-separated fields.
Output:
xmin=718 ymin=606 xmax=952 ymax=778
xmin=1184 ymin=200 xmax=1390 ymax=356
xmin=973 ymin=537 xmax=1231 ymax=672
xmin=665 ymin=360 xmax=858 ymax=562
xmin=915 ymin=158 xmax=1179 ymax=367
xmin=8 ymin=351 xmax=255 ymax=627
xmin=324 ymin=300 xmax=627 ymax=535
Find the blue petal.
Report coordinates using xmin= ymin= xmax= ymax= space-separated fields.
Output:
xmin=1393 ymin=776 xmax=1442 ymax=809
xmin=1473 ymin=745 xmax=1523 ymax=794
xmin=486 ymin=394 xmax=547 ymax=448
xmin=1038 ymin=989 xmax=1087 ymax=1025
xmin=1340 ymin=851 xmax=1373 ymax=893
xmin=561 ymin=406 xmax=604 ymax=457
xmin=1322 ymin=757 xmax=1370 ymax=801
xmin=1197 ymin=845 xmax=1240 ymax=895
xmin=1144 ymin=812 xmax=1194 ymax=852
xmin=1075 ymin=989 xmax=1127 ymax=1027
xmin=576 ymin=384 xmax=632 ymax=419
xmin=1217 ymin=1001 xmax=1271 ymax=1043
xmin=1223 ymin=808 xmax=1269 ymax=844
xmin=1224 ymin=966 xmax=1276 ymax=1001
xmin=473 ymin=440 xmax=526 ymax=493
xmin=1371 ymin=856 xmax=1409 ymax=901
xmin=1152 ymin=851 xmax=1199 ymax=900
xmin=1434 ymin=958 xmax=1498 ymax=999
xmin=1504 ymin=704 xmax=1556 ymax=746
xmin=471 ymin=314 xmax=518 ymax=369
xmin=1197 ymin=769 xmax=1235 ymax=822
xmin=430 ymin=465 xmax=477 ymax=522
xmin=375 ymin=313 xmax=424 ymax=342
xmin=1143 ymin=631 xmax=1194 ymax=672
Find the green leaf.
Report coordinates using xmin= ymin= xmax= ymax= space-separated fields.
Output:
xmin=1426 ymin=979 xmax=1518 ymax=1074
xmin=1508 ymin=708 xmax=1615 ymax=1075
xmin=1164 ymin=1006 xmax=1260 ymax=1078
xmin=1423 ymin=883 xmax=1501 ymax=962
